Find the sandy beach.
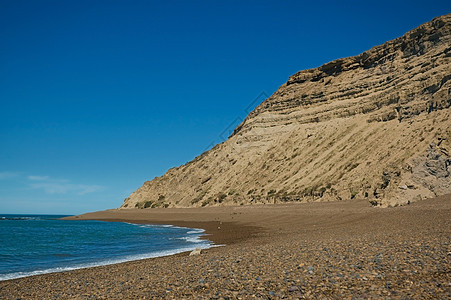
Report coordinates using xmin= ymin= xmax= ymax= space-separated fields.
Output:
xmin=1 ymin=195 xmax=450 ymax=299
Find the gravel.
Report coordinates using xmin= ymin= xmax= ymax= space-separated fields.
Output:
xmin=1 ymin=195 xmax=450 ymax=299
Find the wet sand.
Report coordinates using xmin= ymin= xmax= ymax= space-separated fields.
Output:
xmin=1 ymin=195 xmax=450 ymax=299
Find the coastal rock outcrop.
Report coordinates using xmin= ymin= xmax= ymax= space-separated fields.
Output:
xmin=122 ymin=14 xmax=451 ymax=209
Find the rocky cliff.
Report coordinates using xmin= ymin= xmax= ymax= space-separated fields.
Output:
xmin=122 ymin=14 xmax=451 ymax=209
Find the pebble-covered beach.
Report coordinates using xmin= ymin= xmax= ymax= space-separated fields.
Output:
xmin=1 ymin=195 xmax=450 ymax=299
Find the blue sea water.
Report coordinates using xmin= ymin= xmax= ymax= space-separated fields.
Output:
xmin=0 ymin=214 xmax=212 ymax=281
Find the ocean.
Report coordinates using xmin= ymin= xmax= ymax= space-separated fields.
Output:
xmin=0 ymin=214 xmax=212 ymax=281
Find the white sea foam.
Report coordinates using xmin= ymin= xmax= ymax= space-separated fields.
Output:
xmin=129 ymin=223 xmax=206 ymax=237
xmin=187 ymin=229 xmax=204 ymax=234
xmin=174 ymin=236 xmax=204 ymax=243
xmin=169 ymin=228 xmax=206 ymax=243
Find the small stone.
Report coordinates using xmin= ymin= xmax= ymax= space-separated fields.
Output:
xmin=189 ymin=248 xmax=202 ymax=256
xmin=288 ymin=286 xmax=299 ymax=292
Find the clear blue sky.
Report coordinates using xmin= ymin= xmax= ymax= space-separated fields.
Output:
xmin=1 ymin=1 xmax=449 ymax=214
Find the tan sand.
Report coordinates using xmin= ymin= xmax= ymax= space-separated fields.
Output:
xmin=1 ymin=195 xmax=450 ymax=298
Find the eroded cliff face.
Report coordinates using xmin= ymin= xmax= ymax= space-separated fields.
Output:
xmin=122 ymin=14 xmax=451 ymax=209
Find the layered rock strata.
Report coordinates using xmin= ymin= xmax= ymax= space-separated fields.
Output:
xmin=123 ymin=14 xmax=450 ymax=208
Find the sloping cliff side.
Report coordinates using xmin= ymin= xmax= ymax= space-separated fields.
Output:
xmin=123 ymin=14 xmax=451 ymax=209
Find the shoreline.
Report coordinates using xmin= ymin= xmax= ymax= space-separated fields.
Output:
xmin=0 ymin=211 xmax=261 ymax=282
xmin=0 ymin=222 xmax=214 ymax=282
xmin=1 ymin=195 xmax=450 ymax=298
xmin=62 ymin=208 xmax=264 ymax=247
